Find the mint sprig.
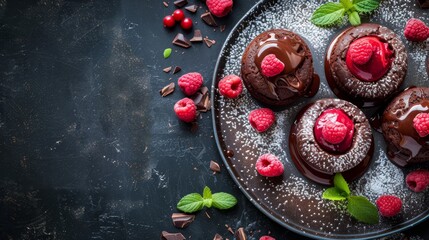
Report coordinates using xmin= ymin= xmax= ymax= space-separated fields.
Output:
xmin=311 ymin=0 xmax=380 ymax=27
xmin=177 ymin=186 xmax=237 ymax=213
xmin=322 ymin=173 xmax=379 ymax=224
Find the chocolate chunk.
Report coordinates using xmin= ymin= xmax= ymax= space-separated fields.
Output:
xmin=210 ymin=160 xmax=220 ymax=172
xmin=225 ymin=224 xmax=234 ymax=234
xmin=192 ymin=86 xmax=211 ymax=112
xmin=171 ymin=213 xmax=195 ymax=229
xmin=235 ymin=228 xmax=247 ymax=240
xmin=160 ymin=82 xmax=175 ymax=97
xmin=174 ymin=0 xmax=188 ymax=8
xmin=220 ymin=25 xmax=226 ymax=32
xmin=163 ymin=66 xmax=172 ymax=73
xmin=201 ymin=12 xmax=218 ymax=27
xmin=190 ymin=30 xmax=203 ymax=42
xmin=213 ymin=233 xmax=223 ymax=240
xmin=163 ymin=1 xmax=169 ymax=7
xmin=172 ymin=33 xmax=191 ymax=48
xmin=161 ymin=231 xmax=185 ymax=240
xmin=185 ymin=4 xmax=198 ymax=13
xmin=418 ymin=0 xmax=429 ymax=8
xmin=204 ymin=37 xmax=216 ymax=48
xmin=173 ymin=66 xmax=182 ymax=74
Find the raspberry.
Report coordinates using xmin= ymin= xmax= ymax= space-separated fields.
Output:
xmin=256 ymin=153 xmax=284 ymax=177
xmin=206 ymin=0 xmax=233 ymax=17
xmin=174 ymin=98 xmax=197 ymax=123
xmin=248 ymin=108 xmax=276 ymax=133
xmin=406 ymin=170 xmax=429 ymax=192
xmin=376 ymin=195 xmax=402 ymax=217
xmin=218 ymin=74 xmax=243 ymax=99
xmin=259 ymin=236 xmax=276 ymax=240
xmin=178 ymin=72 xmax=203 ymax=96
xmin=404 ymin=18 xmax=429 ymax=42
xmin=321 ymin=121 xmax=348 ymax=144
xmin=348 ymin=39 xmax=374 ymax=65
xmin=413 ymin=112 xmax=429 ymax=137
xmin=260 ymin=54 xmax=285 ymax=77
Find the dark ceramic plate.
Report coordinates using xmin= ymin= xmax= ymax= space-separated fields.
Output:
xmin=211 ymin=0 xmax=429 ymax=239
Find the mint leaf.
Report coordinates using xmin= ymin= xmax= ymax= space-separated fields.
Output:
xmin=177 ymin=193 xmax=204 ymax=213
xmin=348 ymin=11 xmax=361 ymax=26
xmin=203 ymin=186 xmax=213 ymax=207
xmin=353 ymin=0 xmax=380 ymax=13
xmin=340 ymin=0 xmax=353 ymax=10
xmin=163 ymin=48 xmax=172 ymax=59
xmin=311 ymin=3 xmax=345 ymax=27
xmin=212 ymin=192 xmax=237 ymax=210
xmin=322 ymin=187 xmax=348 ymax=200
xmin=334 ymin=173 xmax=350 ymax=196
xmin=347 ymin=196 xmax=379 ymax=224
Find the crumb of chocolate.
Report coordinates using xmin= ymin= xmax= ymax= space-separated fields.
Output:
xmin=163 ymin=1 xmax=168 ymax=7
xmin=160 ymin=82 xmax=175 ymax=97
xmin=173 ymin=66 xmax=182 ymax=74
xmin=163 ymin=66 xmax=172 ymax=73
xmin=204 ymin=37 xmax=216 ymax=48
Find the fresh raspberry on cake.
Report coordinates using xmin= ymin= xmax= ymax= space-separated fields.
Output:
xmin=348 ymin=40 xmax=373 ymax=65
xmin=248 ymin=108 xmax=275 ymax=132
xmin=404 ymin=18 xmax=429 ymax=42
xmin=256 ymin=153 xmax=284 ymax=177
xmin=259 ymin=236 xmax=275 ymax=240
xmin=406 ymin=170 xmax=429 ymax=192
xmin=376 ymin=195 xmax=402 ymax=217
xmin=261 ymin=54 xmax=285 ymax=77
xmin=174 ymin=98 xmax=197 ymax=123
xmin=322 ymin=121 xmax=348 ymax=144
xmin=413 ymin=112 xmax=429 ymax=137
xmin=178 ymin=72 xmax=203 ymax=96
xmin=206 ymin=0 xmax=233 ymax=17
xmin=218 ymin=74 xmax=243 ymax=99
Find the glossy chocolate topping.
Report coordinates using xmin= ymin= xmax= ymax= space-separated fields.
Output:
xmin=382 ymin=87 xmax=429 ymax=166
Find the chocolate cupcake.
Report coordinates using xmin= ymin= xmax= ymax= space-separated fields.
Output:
xmin=241 ymin=29 xmax=319 ymax=108
xmin=325 ymin=23 xmax=407 ymax=107
xmin=382 ymin=87 xmax=429 ymax=167
xmin=289 ymin=99 xmax=374 ymax=185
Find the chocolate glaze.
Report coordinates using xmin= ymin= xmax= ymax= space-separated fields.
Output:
xmin=382 ymin=87 xmax=429 ymax=166
xmin=289 ymin=99 xmax=374 ymax=185
xmin=325 ymin=23 xmax=407 ymax=108
xmin=241 ymin=29 xmax=319 ymax=108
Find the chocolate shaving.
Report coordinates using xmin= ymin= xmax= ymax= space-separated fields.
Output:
xmin=235 ymin=228 xmax=247 ymax=240
xmin=210 ymin=160 xmax=220 ymax=172
xmin=161 ymin=231 xmax=185 ymax=240
xmin=173 ymin=66 xmax=182 ymax=74
xmin=171 ymin=213 xmax=195 ymax=229
xmin=185 ymin=4 xmax=198 ymax=13
xmin=163 ymin=66 xmax=172 ymax=73
xmin=205 ymin=211 xmax=211 ymax=219
xmin=201 ymin=12 xmax=218 ymax=27
xmin=204 ymin=37 xmax=216 ymax=48
xmin=174 ymin=0 xmax=188 ymax=8
xmin=160 ymin=82 xmax=175 ymax=97
xmin=163 ymin=1 xmax=169 ymax=7
xmin=225 ymin=224 xmax=234 ymax=234
xmin=213 ymin=233 xmax=223 ymax=240
xmin=190 ymin=29 xmax=203 ymax=42
xmin=172 ymin=33 xmax=191 ymax=48
xmin=220 ymin=25 xmax=226 ymax=32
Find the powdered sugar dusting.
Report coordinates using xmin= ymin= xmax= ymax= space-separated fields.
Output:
xmin=213 ymin=0 xmax=429 ymax=238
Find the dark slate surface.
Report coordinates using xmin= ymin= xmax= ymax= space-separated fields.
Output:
xmin=0 ymin=0 xmax=427 ymax=239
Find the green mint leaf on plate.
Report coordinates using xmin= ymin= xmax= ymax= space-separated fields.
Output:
xmin=177 ymin=193 xmax=204 ymax=213
xmin=163 ymin=48 xmax=172 ymax=59
xmin=322 ymin=187 xmax=348 ymax=201
xmin=353 ymin=0 xmax=380 ymax=13
xmin=311 ymin=3 xmax=345 ymax=27
xmin=340 ymin=0 xmax=353 ymax=10
xmin=212 ymin=192 xmax=237 ymax=210
xmin=347 ymin=196 xmax=379 ymax=224
xmin=334 ymin=173 xmax=350 ymax=196
xmin=203 ymin=186 xmax=213 ymax=207
xmin=348 ymin=11 xmax=361 ymax=26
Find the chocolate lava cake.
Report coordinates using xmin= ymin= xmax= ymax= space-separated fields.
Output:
xmin=241 ymin=29 xmax=319 ymax=108
xmin=289 ymin=99 xmax=374 ymax=185
xmin=382 ymin=87 xmax=429 ymax=166
xmin=325 ymin=23 xmax=407 ymax=107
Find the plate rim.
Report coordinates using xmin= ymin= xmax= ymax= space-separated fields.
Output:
xmin=210 ymin=0 xmax=429 ymax=239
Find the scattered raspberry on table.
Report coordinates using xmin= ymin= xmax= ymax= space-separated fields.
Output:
xmin=404 ymin=18 xmax=429 ymax=42
xmin=178 ymin=72 xmax=203 ymax=96
xmin=406 ymin=170 xmax=429 ymax=192
xmin=248 ymin=108 xmax=275 ymax=133
xmin=256 ymin=153 xmax=284 ymax=177
xmin=218 ymin=74 xmax=243 ymax=99
xmin=206 ymin=0 xmax=233 ymax=17
xmin=376 ymin=195 xmax=402 ymax=217
xmin=174 ymin=98 xmax=197 ymax=123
